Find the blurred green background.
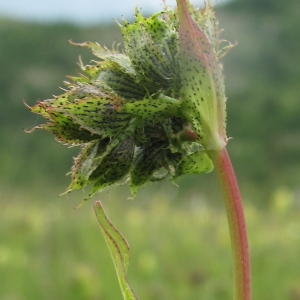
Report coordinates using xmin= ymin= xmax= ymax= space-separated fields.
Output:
xmin=1 ymin=0 xmax=300 ymax=299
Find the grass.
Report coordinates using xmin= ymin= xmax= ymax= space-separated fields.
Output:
xmin=1 ymin=184 xmax=300 ymax=300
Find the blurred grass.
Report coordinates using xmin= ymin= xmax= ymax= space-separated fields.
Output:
xmin=1 ymin=184 xmax=300 ymax=300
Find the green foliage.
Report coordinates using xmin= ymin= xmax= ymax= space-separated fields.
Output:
xmin=95 ymin=201 xmax=137 ymax=300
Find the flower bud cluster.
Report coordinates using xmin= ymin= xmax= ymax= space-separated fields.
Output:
xmin=27 ymin=1 xmax=231 ymax=200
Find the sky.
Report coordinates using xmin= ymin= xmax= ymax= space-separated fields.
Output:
xmin=0 ymin=0 xmax=227 ymax=25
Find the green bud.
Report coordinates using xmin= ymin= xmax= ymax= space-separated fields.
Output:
xmin=120 ymin=10 xmax=180 ymax=95
xmin=66 ymin=138 xmax=111 ymax=191
xmin=130 ymin=142 xmax=171 ymax=196
xmin=87 ymin=135 xmax=135 ymax=199
xmin=28 ymin=84 xmax=131 ymax=141
xmin=70 ymin=41 xmax=148 ymax=100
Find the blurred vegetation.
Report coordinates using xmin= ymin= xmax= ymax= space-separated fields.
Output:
xmin=1 ymin=0 xmax=300 ymax=299
xmin=219 ymin=0 xmax=300 ymax=202
xmin=1 ymin=186 xmax=300 ymax=299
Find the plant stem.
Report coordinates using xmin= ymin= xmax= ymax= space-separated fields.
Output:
xmin=209 ymin=147 xmax=251 ymax=300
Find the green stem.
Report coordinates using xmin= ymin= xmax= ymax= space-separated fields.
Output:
xmin=209 ymin=148 xmax=251 ymax=300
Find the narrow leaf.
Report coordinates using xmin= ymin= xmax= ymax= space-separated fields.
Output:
xmin=94 ymin=201 xmax=138 ymax=300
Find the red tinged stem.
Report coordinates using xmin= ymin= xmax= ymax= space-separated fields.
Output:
xmin=209 ymin=148 xmax=252 ymax=300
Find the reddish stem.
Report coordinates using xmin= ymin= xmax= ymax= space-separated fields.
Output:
xmin=209 ymin=148 xmax=251 ymax=300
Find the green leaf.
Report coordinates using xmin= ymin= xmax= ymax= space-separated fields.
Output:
xmin=175 ymin=150 xmax=214 ymax=178
xmin=177 ymin=0 xmax=227 ymax=151
xmin=120 ymin=94 xmax=181 ymax=121
xmin=94 ymin=201 xmax=138 ymax=300
xmin=28 ymin=102 xmax=101 ymax=145
xmin=53 ymin=95 xmax=131 ymax=137
xmin=41 ymin=121 xmax=98 ymax=145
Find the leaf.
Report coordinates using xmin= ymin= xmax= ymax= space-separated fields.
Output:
xmin=44 ymin=109 xmax=99 ymax=143
xmin=53 ymin=96 xmax=131 ymax=137
xmin=120 ymin=94 xmax=180 ymax=121
xmin=174 ymin=150 xmax=214 ymax=178
xmin=177 ymin=0 xmax=227 ymax=150
xmin=94 ymin=201 xmax=138 ymax=300
xmin=28 ymin=104 xmax=101 ymax=145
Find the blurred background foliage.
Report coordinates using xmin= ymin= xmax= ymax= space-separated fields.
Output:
xmin=1 ymin=0 xmax=300 ymax=299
